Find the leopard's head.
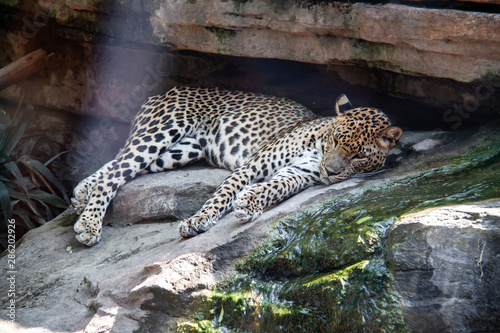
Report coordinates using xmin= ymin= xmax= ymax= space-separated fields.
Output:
xmin=320 ymin=95 xmax=402 ymax=184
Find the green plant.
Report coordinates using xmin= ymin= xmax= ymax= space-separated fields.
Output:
xmin=1 ymin=101 xmax=70 ymax=249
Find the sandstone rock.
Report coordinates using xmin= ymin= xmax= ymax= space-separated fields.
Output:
xmin=151 ymin=1 xmax=500 ymax=83
xmin=387 ymin=201 xmax=500 ymax=333
xmin=2 ymin=0 xmax=499 ymax=126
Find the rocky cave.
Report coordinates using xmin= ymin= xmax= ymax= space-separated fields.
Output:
xmin=0 ymin=0 xmax=499 ymax=332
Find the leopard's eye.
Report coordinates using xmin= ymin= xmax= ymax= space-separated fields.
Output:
xmin=352 ymin=153 xmax=366 ymax=160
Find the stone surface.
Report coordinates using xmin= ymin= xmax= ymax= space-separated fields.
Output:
xmin=105 ymin=165 xmax=231 ymax=226
xmin=151 ymin=1 xmax=500 ymax=83
xmin=387 ymin=201 xmax=500 ymax=333
xmin=0 ymin=129 xmax=499 ymax=332
xmin=0 ymin=166 xmax=383 ymax=333
xmin=10 ymin=0 xmax=495 ymax=83
xmin=1 ymin=0 xmax=499 ymax=136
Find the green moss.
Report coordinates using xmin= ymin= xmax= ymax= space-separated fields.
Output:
xmin=227 ymin=0 xmax=251 ymax=11
xmin=351 ymin=38 xmax=397 ymax=64
xmin=281 ymin=259 xmax=406 ymax=332
xmin=177 ymin=319 xmax=222 ymax=333
xmin=240 ymin=206 xmax=392 ymax=278
xmin=205 ymin=277 xmax=319 ymax=332
xmin=179 ymin=130 xmax=500 ymax=332
xmin=205 ymin=27 xmax=237 ymax=54
xmin=182 ymin=259 xmax=406 ymax=332
xmin=480 ymin=69 xmax=500 ymax=85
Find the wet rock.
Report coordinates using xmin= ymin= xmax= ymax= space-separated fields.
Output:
xmin=175 ymin=127 xmax=500 ymax=332
xmin=387 ymin=201 xmax=500 ymax=333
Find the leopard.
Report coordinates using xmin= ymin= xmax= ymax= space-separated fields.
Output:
xmin=71 ymin=86 xmax=402 ymax=246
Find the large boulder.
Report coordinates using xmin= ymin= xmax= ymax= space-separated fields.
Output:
xmin=387 ymin=201 xmax=500 ymax=333
xmin=1 ymin=128 xmax=499 ymax=332
xmin=0 ymin=166 xmax=377 ymax=332
xmin=105 ymin=166 xmax=230 ymax=226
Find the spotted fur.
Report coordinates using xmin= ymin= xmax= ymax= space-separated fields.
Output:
xmin=72 ymin=87 xmax=402 ymax=246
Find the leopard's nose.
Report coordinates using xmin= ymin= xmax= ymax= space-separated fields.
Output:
xmin=324 ymin=155 xmax=347 ymax=176
xmin=326 ymin=169 xmax=341 ymax=177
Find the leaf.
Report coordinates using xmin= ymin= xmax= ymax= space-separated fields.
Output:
xmin=30 ymin=215 xmax=46 ymax=225
xmin=10 ymin=188 xmax=41 ymax=217
xmin=0 ymin=99 xmax=20 ymax=153
xmin=11 ymin=210 xmax=36 ymax=229
xmin=8 ymin=188 xmax=30 ymax=202
xmin=30 ymin=190 xmax=68 ymax=208
xmin=31 ymin=197 xmax=51 ymax=219
xmin=4 ymin=161 xmax=28 ymax=194
xmin=66 ymin=246 xmax=73 ymax=254
xmin=5 ymin=172 xmax=43 ymax=220
xmin=0 ymin=149 xmax=10 ymax=163
xmin=10 ymin=96 xmax=24 ymax=125
xmin=27 ymin=159 xmax=70 ymax=204
xmin=4 ymin=103 xmax=32 ymax=156
xmin=218 ymin=306 xmax=224 ymax=323
xmin=0 ymin=180 xmax=11 ymax=222
xmin=19 ymin=136 xmax=37 ymax=157
xmin=355 ymin=216 xmax=372 ymax=225
xmin=45 ymin=151 xmax=68 ymax=166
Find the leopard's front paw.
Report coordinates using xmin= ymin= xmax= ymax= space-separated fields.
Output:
xmin=76 ymin=230 xmax=101 ymax=247
xmin=73 ymin=215 xmax=87 ymax=234
xmin=72 ymin=185 xmax=91 ymax=215
xmin=178 ymin=214 xmax=213 ymax=238
xmin=234 ymin=189 xmax=263 ymax=223
xmin=71 ymin=197 xmax=87 ymax=215
xmin=74 ymin=216 xmax=102 ymax=246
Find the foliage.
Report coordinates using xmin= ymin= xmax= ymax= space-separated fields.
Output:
xmin=0 ymin=100 xmax=70 ymax=250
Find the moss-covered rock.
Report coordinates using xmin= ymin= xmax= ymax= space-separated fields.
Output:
xmin=179 ymin=128 xmax=500 ymax=332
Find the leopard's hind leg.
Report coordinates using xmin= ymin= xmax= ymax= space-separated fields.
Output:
xmin=71 ymin=160 xmax=116 ymax=214
xmin=73 ymin=97 xmax=204 ymax=246
xmin=72 ymin=134 xmax=204 ymax=215
xmin=73 ymin=132 xmax=206 ymax=246
xmin=140 ymin=136 xmax=204 ymax=173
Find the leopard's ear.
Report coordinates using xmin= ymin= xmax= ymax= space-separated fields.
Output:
xmin=335 ymin=94 xmax=353 ymax=115
xmin=377 ymin=126 xmax=403 ymax=149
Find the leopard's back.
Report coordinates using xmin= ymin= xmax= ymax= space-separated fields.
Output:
xmin=134 ymin=87 xmax=316 ymax=170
